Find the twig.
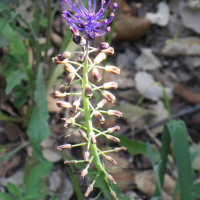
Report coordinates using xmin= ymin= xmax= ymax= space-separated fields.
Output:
xmin=125 ymin=104 xmax=200 ymax=136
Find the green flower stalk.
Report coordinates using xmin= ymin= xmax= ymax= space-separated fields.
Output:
xmin=51 ymin=0 xmax=132 ymax=199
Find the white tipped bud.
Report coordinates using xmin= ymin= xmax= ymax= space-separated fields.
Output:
xmin=94 ymin=52 xmax=106 ymax=64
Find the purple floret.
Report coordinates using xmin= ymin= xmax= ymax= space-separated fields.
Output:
xmin=60 ymin=0 xmax=117 ymax=40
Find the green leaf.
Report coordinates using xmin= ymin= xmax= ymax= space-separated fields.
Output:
xmin=118 ymin=136 xmax=160 ymax=161
xmin=13 ymin=85 xmax=27 ymax=107
xmin=0 ymin=192 xmax=15 ymax=200
xmin=24 ymin=161 xmax=52 ymax=197
xmin=154 ymin=120 xmax=194 ymax=200
xmin=0 ymin=33 xmax=9 ymax=47
xmin=190 ymin=183 xmax=200 ymax=198
xmin=50 ymin=194 xmax=59 ymax=200
xmin=5 ymin=69 xmax=27 ymax=94
xmin=23 ymin=190 xmax=44 ymax=200
xmin=27 ymin=64 xmax=50 ymax=161
xmin=7 ymin=182 xmax=21 ymax=199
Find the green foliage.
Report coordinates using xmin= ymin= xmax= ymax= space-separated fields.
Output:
xmin=154 ymin=120 xmax=194 ymax=200
xmin=0 ymin=192 xmax=15 ymax=200
xmin=27 ymin=64 xmax=50 ymax=161
xmin=7 ymin=182 xmax=22 ymax=199
xmin=190 ymin=182 xmax=200 ymax=198
xmin=119 ymin=136 xmax=160 ymax=161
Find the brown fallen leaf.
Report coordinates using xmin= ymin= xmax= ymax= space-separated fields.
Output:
xmin=0 ymin=155 xmax=21 ymax=177
xmin=175 ymin=84 xmax=200 ymax=104
xmin=135 ymin=170 xmax=176 ymax=200
xmin=113 ymin=17 xmax=151 ymax=43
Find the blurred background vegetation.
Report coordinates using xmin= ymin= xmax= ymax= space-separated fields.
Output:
xmin=0 ymin=0 xmax=200 ymax=200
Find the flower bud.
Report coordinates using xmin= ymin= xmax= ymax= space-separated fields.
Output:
xmin=64 ymin=63 xmax=75 ymax=73
xmin=94 ymin=111 xmax=105 ymax=124
xmin=84 ymin=151 xmax=90 ymax=162
xmin=69 ymin=26 xmax=79 ymax=36
xmin=92 ymin=68 xmax=102 ymax=82
xmin=106 ymin=155 xmax=117 ymax=165
xmin=78 ymin=54 xmax=85 ymax=63
xmin=113 ymin=3 xmax=118 ymax=9
xmin=73 ymin=35 xmax=86 ymax=46
xmin=101 ymin=90 xmax=116 ymax=103
xmin=56 ymin=100 xmax=72 ymax=108
xmin=114 ymin=147 xmax=127 ymax=152
xmin=98 ymin=42 xmax=109 ymax=50
xmin=52 ymin=57 xmax=68 ymax=64
xmin=121 ymin=165 xmax=134 ymax=170
xmin=84 ymin=185 xmax=93 ymax=197
xmin=97 ymin=99 xmax=107 ymax=108
xmin=51 ymin=90 xmax=66 ymax=98
xmin=108 ymin=110 xmax=122 ymax=118
xmin=106 ymin=135 xmax=120 ymax=143
xmin=64 ymin=160 xmax=76 ymax=164
xmin=79 ymin=129 xmax=87 ymax=137
xmin=57 ymin=144 xmax=72 ymax=150
xmin=107 ymin=174 xmax=117 ymax=184
xmin=102 ymin=47 xmax=114 ymax=55
xmin=59 ymin=84 xmax=69 ymax=93
xmin=80 ymin=169 xmax=88 ymax=179
xmin=63 ymin=73 xmax=75 ymax=86
xmin=105 ymin=66 xmax=120 ymax=75
xmin=85 ymin=84 xmax=93 ymax=98
xmin=106 ymin=27 xmax=111 ymax=32
xmin=111 ymin=191 xmax=118 ymax=200
xmin=62 ymin=118 xmax=75 ymax=129
xmin=94 ymin=52 xmax=106 ymax=64
xmin=90 ymin=131 xmax=96 ymax=144
xmin=58 ymin=52 xmax=71 ymax=61
xmin=107 ymin=126 xmax=120 ymax=133
xmin=103 ymin=82 xmax=118 ymax=89
xmin=70 ymin=100 xmax=80 ymax=114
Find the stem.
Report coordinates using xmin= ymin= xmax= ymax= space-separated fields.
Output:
xmin=82 ymin=39 xmax=116 ymax=199
xmin=44 ymin=0 xmax=51 ymax=62
xmin=35 ymin=0 xmax=40 ymax=70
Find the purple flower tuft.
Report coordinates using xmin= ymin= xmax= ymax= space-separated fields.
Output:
xmin=60 ymin=0 xmax=117 ymax=41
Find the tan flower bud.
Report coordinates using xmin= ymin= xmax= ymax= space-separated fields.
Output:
xmin=51 ymin=90 xmax=66 ymax=98
xmin=61 ymin=118 xmax=75 ymax=129
xmin=70 ymin=100 xmax=80 ymax=114
xmin=64 ymin=160 xmax=75 ymax=164
xmin=94 ymin=52 xmax=106 ymax=64
xmin=90 ymin=131 xmax=96 ymax=144
xmin=52 ymin=57 xmax=68 ymax=64
xmin=121 ymin=165 xmax=134 ymax=170
xmin=111 ymin=191 xmax=118 ymax=200
xmin=108 ymin=110 xmax=122 ymax=118
xmin=64 ymin=63 xmax=75 ymax=73
xmin=57 ymin=144 xmax=72 ymax=150
xmin=58 ymin=52 xmax=71 ymax=61
xmin=63 ymin=73 xmax=75 ymax=86
xmin=106 ymin=135 xmax=120 ymax=143
xmin=102 ymin=47 xmax=114 ymax=55
xmin=105 ymin=66 xmax=120 ymax=75
xmin=84 ymin=151 xmax=90 ymax=162
xmin=79 ymin=129 xmax=87 ymax=137
xmin=78 ymin=54 xmax=85 ymax=63
xmin=107 ymin=174 xmax=117 ymax=184
xmin=59 ymin=84 xmax=69 ymax=93
xmin=98 ymin=42 xmax=109 ymax=50
xmin=56 ymin=100 xmax=72 ymax=108
xmin=92 ymin=68 xmax=102 ymax=82
xmin=103 ymin=82 xmax=118 ymax=89
xmin=85 ymin=84 xmax=93 ymax=98
xmin=101 ymin=90 xmax=116 ymax=103
xmin=97 ymin=99 xmax=107 ymax=108
xmin=114 ymin=147 xmax=127 ymax=152
xmin=80 ymin=169 xmax=88 ymax=179
xmin=106 ymin=155 xmax=117 ymax=165
xmin=84 ymin=185 xmax=93 ymax=197
xmin=94 ymin=111 xmax=105 ymax=124
xmin=107 ymin=126 xmax=120 ymax=133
